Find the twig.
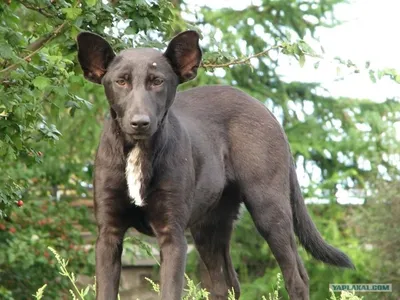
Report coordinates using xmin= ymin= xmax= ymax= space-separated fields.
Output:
xmin=0 ymin=21 xmax=68 ymax=75
xmin=201 ymin=45 xmax=279 ymax=69
xmin=19 ymin=1 xmax=56 ymax=18
xmin=26 ymin=35 xmax=53 ymax=52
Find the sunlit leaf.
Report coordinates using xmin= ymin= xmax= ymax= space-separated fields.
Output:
xmin=32 ymin=76 xmax=51 ymax=89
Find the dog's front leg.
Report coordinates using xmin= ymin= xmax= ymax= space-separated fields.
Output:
xmin=153 ymin=225 xmax=188 ymax=300
xmin=95 ymin=224 xmax=126 ymax=300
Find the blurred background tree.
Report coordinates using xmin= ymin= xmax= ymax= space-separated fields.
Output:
xmin=0 ymin=0 xmax=398 ymax=299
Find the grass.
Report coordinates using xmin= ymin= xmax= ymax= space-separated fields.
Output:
xmin=33 ymin=247 xmax=363 ymax=300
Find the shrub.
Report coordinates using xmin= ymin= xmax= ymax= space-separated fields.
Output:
xmin=0 ymin=199 xmax=95 ymax=299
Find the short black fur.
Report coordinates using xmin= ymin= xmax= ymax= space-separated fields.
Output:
xmin=76 ymin=31 xmax=354 ymax=300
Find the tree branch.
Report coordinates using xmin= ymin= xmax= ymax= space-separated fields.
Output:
xmin=0 ymin=21 xmax=68 ymax=75
xmin=201 ymin=46 xmax=279 ymax=69
xmin=19 ymin=1 xmax=57 ymax=18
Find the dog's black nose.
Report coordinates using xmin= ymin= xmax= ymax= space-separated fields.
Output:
xmin=130 ymin=115 xmax=150 ymax=130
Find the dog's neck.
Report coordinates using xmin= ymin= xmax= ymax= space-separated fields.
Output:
xmin=116 ymin=112 xmax=174 ymax=206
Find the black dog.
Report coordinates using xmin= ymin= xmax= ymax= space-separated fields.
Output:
xmin=76 ymin=31 xmax=354 ymax=300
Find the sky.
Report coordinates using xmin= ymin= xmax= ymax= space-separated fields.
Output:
xmin=280 ymin=0 xmax=400 ymax=102
xmin=186 ymin=0 xmax=400 ymax=204
xmin=189 ymin=0 xmax=399 ymax=101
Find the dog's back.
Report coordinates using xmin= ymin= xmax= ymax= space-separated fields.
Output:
xmin=173 ymin=84 xmax=290 ymax=186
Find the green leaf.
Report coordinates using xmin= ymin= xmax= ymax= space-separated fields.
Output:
xmin=0 ymin=140 xmax=7 ymax=156
xmin=125 ymin=26 xmax=138 ymax=35
xmin=85 ymin=0 xmax=97 ymax=7
xmin=69 ymin=107 xmax=77 ymax=117
xmin=82 ymin=285 xmax=90 ymax=296
xmin=369 ymin=70 xmax=376 ymax=83
xmin=33 ymin=284 xmax=47 ymax=300
xmin=70 ymin=26 xmax=80 ymax=40
xmin=0 ymin=42 xmax=15 ymax=59
xmin=285 ymin=30 xmax=292 ymax=41
xmin=61 ymin=8 xmax=82 ymax=20
xmin=32 ymin=76 xmax=51 ymax=89
xmin=298 ymin=40 xmax=317 ymax=57
xmin=298 ymin=54 xmax=305 ymax=68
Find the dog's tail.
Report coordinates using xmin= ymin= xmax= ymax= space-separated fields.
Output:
xmin=289 ymin=159 xmax=355 ymax=269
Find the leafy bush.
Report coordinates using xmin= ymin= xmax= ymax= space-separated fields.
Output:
xmin=0 ymin=0 xmax=176 ymax=217
xmin=0 ymin=199 xmax=95 ymax=299
xmin=352 ymin=181 xmax=400 ymax=299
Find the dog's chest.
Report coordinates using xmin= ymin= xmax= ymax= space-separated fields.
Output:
xmin=125 ymin=146 xmax=146 ymax=206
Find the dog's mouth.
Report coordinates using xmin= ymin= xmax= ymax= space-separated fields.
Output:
xmin=131 ymin=134 xmax=151 ymax=140
xmin=122 ymin=127 xmax=154 ymax=140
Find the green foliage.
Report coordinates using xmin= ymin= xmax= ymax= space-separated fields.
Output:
xmin=34 ymin=248 xmax=363 ymax=300
xmin=329 ymin=291 xmax=363 ymax=300
xmin=190 ymin=1 xmax=400 ymax=197
xmin=33 ymin=284 xmax=48 ymax=300
xmin=146 ymin=273 xmax=211 ymax=300
xmin=0 ymin=199 xmax=95 ymax=299
xmin=0 ymin=0 xmax=176 ymax=217
xmin=1 ymin=0 xmax=398 ymax=299
xmin=47 ymin=246 xmax=96 ymax=299
xmin=352 ymin=181 xmax=400 ymax=298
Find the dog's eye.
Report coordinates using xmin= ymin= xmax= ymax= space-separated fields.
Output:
xmin=116 ymin=79 xmax=127 ymax=86
xmin=152 ymin=78 xmax=164 ymax=86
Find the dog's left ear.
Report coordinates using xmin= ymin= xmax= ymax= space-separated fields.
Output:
xmin=164 ymin=30 xmax=202 ymax=83
xmin=76 ymin=32 xmax=115 ymax=84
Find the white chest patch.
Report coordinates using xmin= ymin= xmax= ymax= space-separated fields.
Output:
xmin=126 ymin=147 xmax=145 ymax=206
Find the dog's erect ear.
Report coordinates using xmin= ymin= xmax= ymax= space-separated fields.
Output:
xmin=76 ymin=32 xmax=115 ymax=84
xmin=164 ymin=31 xmax=202 ymax=83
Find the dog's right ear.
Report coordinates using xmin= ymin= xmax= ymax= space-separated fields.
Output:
xmin=76 ymin=32 xmax=115 ymax=84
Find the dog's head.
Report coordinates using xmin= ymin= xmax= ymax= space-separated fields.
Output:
xmin=77 ymin=31 xmax=202 ymax=139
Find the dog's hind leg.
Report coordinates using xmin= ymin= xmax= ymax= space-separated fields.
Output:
xmin=190 ymin=189 xmax=241 ymax=300
xmin=242 ymin=182 xmax=309 ymax=300
xmin=190 ymin=219 xmax=240 ymax=300
xmin=230 ymin=120 xmax=309 ymax=299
